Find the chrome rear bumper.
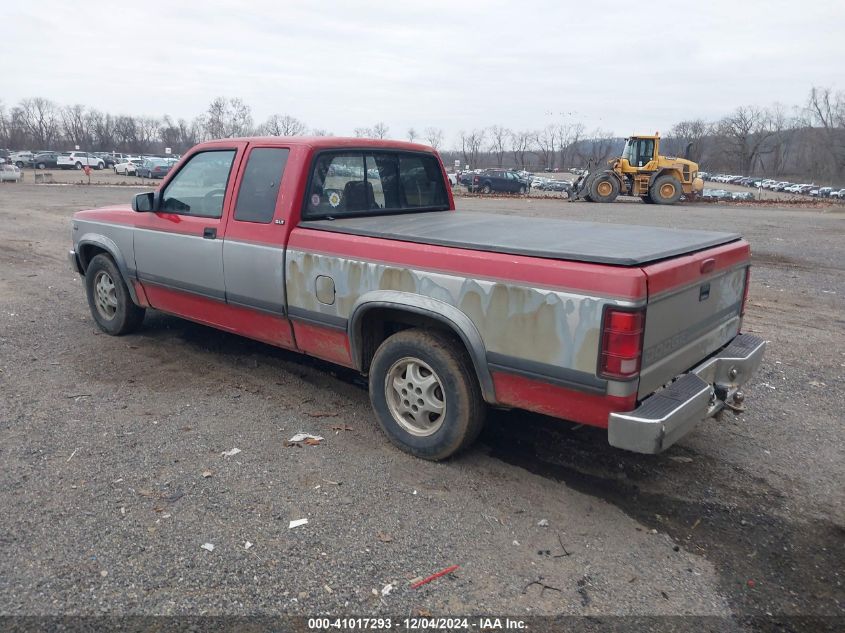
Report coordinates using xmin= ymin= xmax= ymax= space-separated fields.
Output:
xmin=608 ymin=334 xmax=767 ymax=454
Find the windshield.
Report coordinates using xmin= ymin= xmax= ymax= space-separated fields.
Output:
xmin=622 ymin=138 xmax=655 ymax=167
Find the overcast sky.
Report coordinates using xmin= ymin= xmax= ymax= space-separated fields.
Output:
xmin=3 ymin=0 xmax=843 ymax=143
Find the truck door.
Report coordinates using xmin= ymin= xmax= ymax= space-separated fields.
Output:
xmin=221 ymin=145 xmax=295 ymax=348
xmin=134 ymin=146 xmax=243 ymax=307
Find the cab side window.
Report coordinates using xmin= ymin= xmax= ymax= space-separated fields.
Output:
xmin=161 ymin=150 xmax=236 ymax=218
xmin=234 ymin=148 xmax=290 ymax=223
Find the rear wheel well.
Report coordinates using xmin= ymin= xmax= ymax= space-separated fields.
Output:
xmin=357 ymin=307 xmax=468 ymax=375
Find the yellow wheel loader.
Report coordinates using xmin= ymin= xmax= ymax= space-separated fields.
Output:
xmin=570 ymin=134 xmax=704 ymax=205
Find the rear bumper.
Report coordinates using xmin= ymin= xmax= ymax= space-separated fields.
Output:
xmin=608 ymin=334 xmax=767 ymax=453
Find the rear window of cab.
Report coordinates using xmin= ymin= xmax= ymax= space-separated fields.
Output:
xmin=303 ymin=150 xmax=448 ymax=219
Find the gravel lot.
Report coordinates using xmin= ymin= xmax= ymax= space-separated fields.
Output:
xmin=0 ymin=183 xmax=842 ymax=631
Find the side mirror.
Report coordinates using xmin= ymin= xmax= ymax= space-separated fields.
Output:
xmin=132 ymin=191 xmax=157 ymax=212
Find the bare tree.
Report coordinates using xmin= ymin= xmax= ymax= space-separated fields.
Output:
xmin=0 ymin=101 xmax=9 ymax=147
xmin=557 ymin=122 xmax=584 ymax=169
xmin=487 ymin=125 xmax=509 ymax=167
xmin=458 ymin=129 xmax=486 ymax=169
xmin=424 ymin=127 xmax=444 ymax=150
xmin=260 ymin=114 xmax=307 ymax=136
xmin=371 ymin=122 xmax=389 ymax=139
xmin=407 ymin=128 xmax=418 ymax=142
xmin=576 ymin=129 xmax=618 ymax=167
xmin=113 ymin=115 xmax=139 ymax=152
xmin=664 ymin=119 xmax=710 ymax=165
xmin=534 ymin=125 xmax=558 ymax=169
xmin=203 ymin=97 xmax=253 ymax=139
xmin=61 ymin=104 xmax=92 ymax=150
xmin=509 ymin=130 xmax=534 ymax=169
xmin=17 ymin=98 xmax=60 ymax=148
xmin=353 ymin=127 xmax=371 ymax=138
xmin=805 ymin=87 xmax=845 ymax=182
xmin=87 ymin=110 xmax=117 ymax=150
xmin=310 ymin=128 xmax=331 ymax=136
xmin=756 ymin=103 xmax=799 ymax=177
xmin=717 ymin=106 xmax=773 ymax=175
xmin=136 ymin=116 xmax=161 ymax=153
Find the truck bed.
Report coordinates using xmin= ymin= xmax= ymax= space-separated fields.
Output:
xmin=299 ymin=212 xmax=740 ymax=267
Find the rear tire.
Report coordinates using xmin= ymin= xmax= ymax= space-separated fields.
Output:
xmin=369 ymin=328 xmax=485 ymax=461
xmin=482 ymin=183 xmax=492 ymax=194
xmin=589 ymin=172 xmax=620 ymax=203
xmin=75 ymin=162 xmax=83 ymax=170
xmin=84 ymin=254 xmax=145 ymax=335
xmin=650 ymin=175 xmax=683 ymax=205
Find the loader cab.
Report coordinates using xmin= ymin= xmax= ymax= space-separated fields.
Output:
xmin=622 ymin=136 xmax=658 ymax=169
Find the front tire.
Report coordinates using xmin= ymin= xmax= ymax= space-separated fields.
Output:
xmin=590 ymin=172 xmax=620 ymax=203
xmin=650 ymin=175 xmax=683 ymax=205
xmin=369 ymin=329 xmax=485 ymax=461
xmin=85 ymin=254 xmax=145 ymax=335
xmin=482 ymin=183 xmax=492 ymax=194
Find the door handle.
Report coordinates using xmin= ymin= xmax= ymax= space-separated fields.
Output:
xmin=203 ymin=227 xmax=217 ymax=239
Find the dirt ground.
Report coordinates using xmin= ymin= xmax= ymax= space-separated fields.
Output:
xmin=0 ymin=183 xmax=842 ymax=631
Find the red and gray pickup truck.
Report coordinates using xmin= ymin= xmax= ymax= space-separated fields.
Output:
xmin=69 ymin=137 xmax=766 ymax=460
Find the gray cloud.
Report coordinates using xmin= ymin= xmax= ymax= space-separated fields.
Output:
xmin=2 ymin=0 xmax=843 ymax=144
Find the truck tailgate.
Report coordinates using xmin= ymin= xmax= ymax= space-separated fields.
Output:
xmin=638 ymin=241 xmax=750 ymax=397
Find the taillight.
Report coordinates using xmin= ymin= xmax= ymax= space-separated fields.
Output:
xmin=740 ymin=267 xmax=751 ymax=316
xmin=599 ymin=307 xmax=645 ymax=380
xmin=473 ymin=176 xmax=479 ymax=183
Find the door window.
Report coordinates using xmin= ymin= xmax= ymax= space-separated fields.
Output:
xmin=234 ymin=148 xmax=290 ymax=223
xmin=161 ymin=150 xmax=236 ymax=218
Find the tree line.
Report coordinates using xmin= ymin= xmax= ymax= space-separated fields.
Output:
xmin=1 ymin=88 xmax=842 ymax=183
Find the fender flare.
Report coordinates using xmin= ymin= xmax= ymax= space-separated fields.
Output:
xmin=76 ymin=233 xmax=140 ymax=304
xmin=648 ymin=168 xmax=682 ymax=189
xmin=348 ymin=290 xmax=496 ymax=403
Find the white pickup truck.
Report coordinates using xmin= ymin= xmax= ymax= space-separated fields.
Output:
xmin=57 ymin=151 xmax=105 ymax=170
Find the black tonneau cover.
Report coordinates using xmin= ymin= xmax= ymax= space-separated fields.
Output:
xmin=299 ymin=212 xmax=740 ymax=266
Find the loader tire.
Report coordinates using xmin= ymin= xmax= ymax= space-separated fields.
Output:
xmin=590 ymin=173 xmax=620 ymax=203
xmin=650 ymin=175 xmax=683 ymax=205
xmin=641 ymin=194 xmax=655 ymax=204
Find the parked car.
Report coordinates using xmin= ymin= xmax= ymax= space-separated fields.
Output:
xmin=544 ymin=179 xmax=572 ymax=193
xmin=114 ymin=158 xmax=143 ymax=176
xmin=446 ymin=173 xmax=457 ymax=187
xmin=468 ymin=169 xmax=528 ymax=194
xmin=702 ymin=188 xmax=731 ymax=199
xmin=784 ymin=184 xmax=804 ymax=194
xmin=105 ymin=153 xmax=122 ymax=167
xmin=67 ymin=136 xmax=765 ymax=459
xmin=832 ymin=188 xmax=845 ymax=199
xmin=731 ymin=192 xmax=755 ymax=201
xmin=137 ymin=158 xmax=173 ymax=179
xmin=31 ymin=151 xmax=59 ymax=169
xmin=57 ymin=151 xmax=105 ymax=170
xmin=10 ymin=151 xmax=34 ymax=168
xmin=0 ymin=164 xmax=23 ymax=182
